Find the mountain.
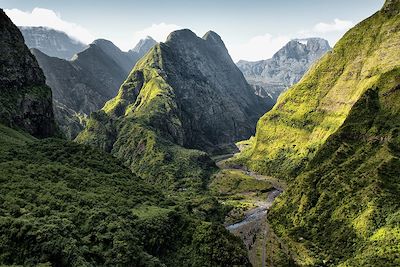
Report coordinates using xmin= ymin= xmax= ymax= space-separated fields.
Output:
xmin=31 ymin=38 xmax=156 ymax=139
xmin=0 ymin=10 xmax=249 ymax=266
xmin=77 ymin=29 xmax=271 ymax=190
xmin=19 ymin=26 xmax=87 ymax=60
xmin=237 ymin=38 xmax=331 ymax=101
xmin=234 ymin=1 xmax=400 ymax=265
xmin=0 ymin=11 xmax=56 ymax=138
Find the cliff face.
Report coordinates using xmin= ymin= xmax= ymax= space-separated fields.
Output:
xmin=237 ymin=38 xmax=331 ymax=101
xmin=0 ymin=10 xmax=56 ymax=138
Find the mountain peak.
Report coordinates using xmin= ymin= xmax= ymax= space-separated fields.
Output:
xmin=130 ymin=36 xmax=157 ymax=55
xmin=166 ymin=29 xmax=197 ymax=43
xmin=202 ymin=30 xmax=226 ymax=48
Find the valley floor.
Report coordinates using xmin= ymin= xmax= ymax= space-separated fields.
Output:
xmin=211 ymin=154 xmax=292 ymax=266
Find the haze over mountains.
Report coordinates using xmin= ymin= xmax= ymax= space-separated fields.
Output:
xmin=237 ymin=38 xmax=331 ymax=101
xmin=19 ymin=26 xmax=87 ymax=60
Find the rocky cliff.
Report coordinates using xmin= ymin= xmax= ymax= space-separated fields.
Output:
xmin=20 ymin=26 xmax=87 ymax=60
xmin=0 ymin=10 xmax=56 ymax=138
xmin=237 ymin=38 xmax=331 ymax=101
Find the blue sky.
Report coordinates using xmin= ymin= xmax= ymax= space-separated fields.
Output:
xmin=1 ymin=0 xmax=385 ymax=61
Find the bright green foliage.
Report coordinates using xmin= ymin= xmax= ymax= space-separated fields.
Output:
xmin=269 ymin=64 xmax=400 ymax=265
xmin=234 ymin=5 xmax=400 ymax=179
xmin=77 ymin=45 xmax=216 ymax=192
xmin=0 ymin=124 xmax=249 ymax=266
xmin=210 ymin=169 xmax=273 ymax=196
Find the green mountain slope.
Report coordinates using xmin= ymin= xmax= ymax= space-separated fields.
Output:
xmin=270 ymin=66 xmax=400 ymax=266
xmin=234 ymin=1 xmax=400 ymax=179
xmin=234 ymin=1 xmax=400 ymax=266
xmin=77 ymin=29 xmax=270 ymax=191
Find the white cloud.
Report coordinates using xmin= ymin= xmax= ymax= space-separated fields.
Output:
xmin=313 ymin=18 xmax=354 ymax=33
xmin=112 ymin=22 xmax=182 ymax=51
xmin=227 ymin=33 xmax=290 ymax=62
xmin=133 ymin=23 xmax=182 ymax=43
xmin=5 ymin=8 xmax=95 ymax=44
xmin=229 ymin=18 xmax=353 ymax=62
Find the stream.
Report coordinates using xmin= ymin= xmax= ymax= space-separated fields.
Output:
xmin=226 ymin=188 xmax=281 ymax=231
xmin=214 ymin=155 xmax=285 ymax=267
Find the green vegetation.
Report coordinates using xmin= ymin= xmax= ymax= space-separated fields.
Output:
xmin=229 ymin=2 xmax=400 ymax=266
xmin=269 ymin=68 xmax=400 ymax=266
xmin=233 ymin=4 xmax=400 ymax=180
xmin=0 ymin=124 xmax=249 ymax=266
xmin=210 ymin=169 xmax=274 ymax=224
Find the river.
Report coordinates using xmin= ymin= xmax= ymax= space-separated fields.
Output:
xmin=214 ymin=155 xmax=285 ymax=267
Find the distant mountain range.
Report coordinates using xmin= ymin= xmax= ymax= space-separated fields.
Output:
xmin=19 ymin=26 xmax=87 ymax=60
xmin=26 ymin=31 xmax=156 ymax=138
xmin=237 ymin=38 xmax=331 ymax=101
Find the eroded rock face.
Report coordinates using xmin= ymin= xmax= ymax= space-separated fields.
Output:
xmin=237 ymin=38 xmax=331 ymax=101
xmin=0 ymin=9 xmax=56 ymax=138
xmin=161 ymin=30 xmax=272 ymax=152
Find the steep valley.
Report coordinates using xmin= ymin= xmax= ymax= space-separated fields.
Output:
xmin=1 ymin=1 xmax=399 ymax=266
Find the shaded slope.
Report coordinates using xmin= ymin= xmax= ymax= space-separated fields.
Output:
xmin=235 ymin=3 xmax=400 ymax=179
xmin=32 ymin=38 xmax=156 ymax=139
xmin=0 ymin=9 xmax=56 ymax=138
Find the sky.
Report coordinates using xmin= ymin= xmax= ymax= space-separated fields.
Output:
xmin=1 ymin=0 xmax=385 ymax=61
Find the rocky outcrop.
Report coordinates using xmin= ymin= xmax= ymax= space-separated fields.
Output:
xmin=0 ymin=10 xmax=56 ymax=138
xmin=237 ymin=38 xmax=331 ymax=101
xmin=31 ymin=38 xmax=156 ymax=139
xmin=20 ymin=26 xmax=87 ymax=60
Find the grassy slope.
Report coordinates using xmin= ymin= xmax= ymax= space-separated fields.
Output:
xmin=234 ymin=6 xmax=400 ymax=180
xmin=77 ymin=46 xmax=215 ymax=192
xmin=269 ymin=68 xmax=400 ymax=266
xmin=0 ymin=124 xmax=249 ymax=266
